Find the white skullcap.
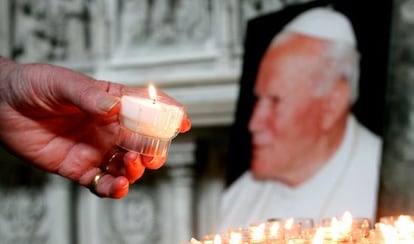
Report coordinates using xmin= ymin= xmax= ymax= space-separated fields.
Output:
xmin=282 ymin=7 xmax=356 ymax=47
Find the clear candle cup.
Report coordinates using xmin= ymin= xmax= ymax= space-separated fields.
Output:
xmin=116 ymin=87 xmax=185 ymax=158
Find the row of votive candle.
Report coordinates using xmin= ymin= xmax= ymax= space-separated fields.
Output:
xmin=184 ymin=212 xmax=414 ymax=244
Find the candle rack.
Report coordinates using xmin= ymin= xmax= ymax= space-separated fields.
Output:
xmin=184 ymin=214 xmax=414 ymax=244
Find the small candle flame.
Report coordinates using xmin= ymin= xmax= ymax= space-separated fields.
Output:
xmin=191 ymin=213 xmax=414 ymax=244
xmin=250 ymin=223 xmax=266 ymax=241
xmin=312 ymin=227 xmax=326 ymax=244
xmin=229 ymin=232 xmax=242 ymax=244
xmin=213 ymin=234 xmax=222 ymax=244
xmin=285 ymin=218 xmax=294 ymax=230
xmin=148 ymin=83 xmax=157 ymax=104
xmin=269 ymin=222 xmax=280 ymax=238
xmin=379 ymin=215 xmax=414 ymax=243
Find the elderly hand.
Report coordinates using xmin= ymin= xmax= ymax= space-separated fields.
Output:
xmin=0 ymin=57 xmax=191 ymax=198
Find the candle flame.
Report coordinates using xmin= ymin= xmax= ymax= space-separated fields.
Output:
xmin=379 ymin=223 xmax=399 ymax=243
xmin=379 ymin=215 xmax=414 ymax=243
xmin=193 ymin=213 xmax=414 ymax=244
xmin=342 ymin=211 xmax=353 ymax=227
xmin=395 ymin=215 xmax=414 ymax=235
xmin=250 ymin=223 xmax=266 ymax=241
xmin=148 ymin=83 xmax=157 ymax=103
xmin=285 ymin=218 xmax=294 ymax=230
xmin=312 ymin=227 xmax=326 ymax=244
xmin=213 ymin=234 xmax=222 ymax=244
xmin=229 ymin=232 xmax=242 ymax=244
xmin=269 ymin=222 xmax=280 ymax=237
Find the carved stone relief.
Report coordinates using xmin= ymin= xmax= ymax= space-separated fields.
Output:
xmin=6 ymin=0 xmax=312 ymax=64
xmin=0 ymin=189 xmax=48 ymax=244
xmin=111 ymin=0 xmax=218 ymax=69
xmin=11 ymin=0 xmax=104 ymax=62
xmin=119 ymin=0 xmax=211 ymax=49
xmin=0 ymin=146 xmax=72 ymax=244
xmin=0 ymin=145 xmax=49 ymax=243
xmin=98 ymin=187 xmax=160 ymax=244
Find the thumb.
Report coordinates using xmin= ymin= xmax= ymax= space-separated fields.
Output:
xmin=96 ymin=94 xmax=121 ymax=115
xmin=36 ymin=63 xmax=123 ymax=115
xmin=74 ymin=81 xmax=120 ymax=114
xmin=65 ymin=79 xmax=122 ymax=115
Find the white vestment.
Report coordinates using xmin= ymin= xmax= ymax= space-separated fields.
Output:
xmin=218 ymin=115 xmax=382 ymax=232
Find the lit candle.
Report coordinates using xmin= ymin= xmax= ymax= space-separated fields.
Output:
xmin=116 ymin=83 xmax=185 ymax=157
xmin=213 ymin=234 xmax=222 ymax=244
xmin=377 ymin=215 xmax=414 ymax=243
xmin=266 ymin=220 xmax=283 ymax=242
xmin=249 ymin=223 xmax=266 ymax=243
xmin=284 ymin=218 xmax=304 ymax=241
xmin=228 ymin=232 xmax=242 ymax=244
xmin=227 ymin=228 xmax=246 ymax=244
xmin=312 ymin=227 xmax=326 ymax=244
xmin=120 ymin=84 xmax=184 ymax=138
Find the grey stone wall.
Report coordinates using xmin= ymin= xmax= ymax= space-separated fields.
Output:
xmin=377 ymin=0 xmax=414 ymax=218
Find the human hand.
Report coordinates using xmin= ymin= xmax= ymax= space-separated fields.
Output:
xmin=0 ymin=58 xmax=191 ymax=198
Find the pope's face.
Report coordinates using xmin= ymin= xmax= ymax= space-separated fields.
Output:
xmin=248 ymin=34 xmax=329 ymax=180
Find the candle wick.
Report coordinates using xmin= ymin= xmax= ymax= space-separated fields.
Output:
xmin=152 ymin=98 xmax=156 ymax=104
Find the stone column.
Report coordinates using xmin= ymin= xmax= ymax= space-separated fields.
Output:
xmin=159 ymin=142 xmax=196 ymax=244
xmin=377 ymin=0 xmax=414 ymax=218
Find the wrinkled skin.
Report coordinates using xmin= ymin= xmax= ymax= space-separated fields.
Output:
xmin=248 ymin=34 xmax=349 ymax=186
xmin=0 ymin=57 xmax=191 ymax=198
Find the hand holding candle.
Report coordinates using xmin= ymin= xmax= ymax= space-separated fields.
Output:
xmin=93 ymin=83 xmax=190 ymax=197
xmin=0 ymin=55 xmax=191 ymax=199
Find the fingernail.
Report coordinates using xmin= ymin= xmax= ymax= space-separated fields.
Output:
xmin=98 ymin=96 xmax=120 ymax=113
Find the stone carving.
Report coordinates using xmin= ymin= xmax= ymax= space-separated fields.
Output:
xmin=12 ymin=0 xmax=99 ymax=62
xmin=119 ymin=0 xmax=211 ymax=50
xmin=0 ymin=189 xmax=48 ymax=244
xmin=108 ymin=189 xmax=158 ymax=244
xmin=8 ymin=0 xmax=311 ymax=63
xmin=13 ymin=0 xmax=53 ymax=62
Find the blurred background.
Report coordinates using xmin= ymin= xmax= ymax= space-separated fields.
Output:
xmin=0 ymin=0 xmax=413 ymax=243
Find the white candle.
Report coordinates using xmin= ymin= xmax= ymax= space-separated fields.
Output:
xmin=120 ymin=95 xmax=184 ymax=139
xmin=116 ymin=84 xmax=185 ymax=156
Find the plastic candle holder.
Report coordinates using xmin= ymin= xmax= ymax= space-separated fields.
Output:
xmin=116 ymin=85 xmax=185 ymax=158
